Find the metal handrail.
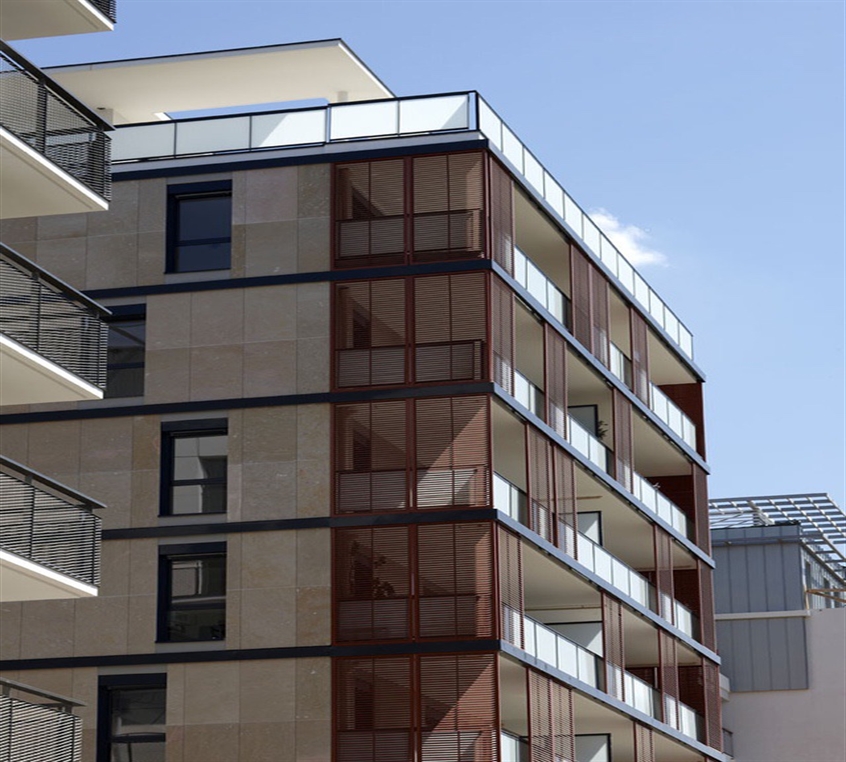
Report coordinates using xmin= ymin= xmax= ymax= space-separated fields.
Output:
xmin=0 ymin=678 xmax=85 ymax=711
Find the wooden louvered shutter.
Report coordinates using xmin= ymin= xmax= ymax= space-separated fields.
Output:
xmin=414 ymin=396 xmax=490 ymax=509
xmin=698 ymin=559 xmax=716 ymax=651
xmin=659 ymin=631 xmax=680 ymax=729
xmin=612 ymin=390 xmax=634 ymax=492
xmin=545 ymin=325 xmax=568 ymax=438
xmin=335 ymin=656 xmax=412 ymax=762
xmin=412 ymin=153 xmax=484 ymax=263
xmin=417 ymin=522 xmax=494 ymax=639
xmin=528 ymin=671 xmax=575 ymax=762
xmin=553 ymin=447 xmax=577 ymax=560
xmin=414 ymin=273 xmax=487 ymax=384
xmin=418 ymin=653 xmax=498 ymax=762
xmin=492 ymin=276 xmax=515 ymax=396
xmin=591 ymin=269 xmax=611 ymax=368
xmin=633 ymin=723 xmax=655 ymax=762
xmin=602 ymin=594 xmax=625 ymax=701
xmin=335 ymin=279 xmax=407 ymax=388
xmin=570 ymin=246 xmax=592 ymax=349
xmin=334 ymin=526 xmax=410 ymax=643
xmin=335 ymin=401 xmax=408 ymax=514
xmin=654 ymin=527 xmax=675 ymax=623
xmin=703 ymin=659 xmax=722 ymax=750
xmin=489 ymin=158 xmax=514 ymax=274
xmin=550 ymin=679 xmax=575 ymax=762
xmin=692 ymin=464 xmax=711 ymax=554
xmin=630 ymin=308 xmax=651 ymax=403
xmin=498 ymin=526 xmax=524 ymax=648
xmin=334 ymin=160 xmax=406 ymax=268
xmin=528 ymin=429 xmax=554 ymax=543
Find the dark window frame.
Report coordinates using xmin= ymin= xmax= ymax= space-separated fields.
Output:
xmin=104 ymin=304 xmax=146 ymax=399
xmin=166 ymin=180 xmax=232 ymax=273
xmin=159 ymin=419 xmax=228 ymax=517
xmin=97 ymin=674 xmax=166 ymax=762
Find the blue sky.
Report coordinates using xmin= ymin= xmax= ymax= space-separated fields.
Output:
xmin=18 ymin=0 xmax=846 ymax=506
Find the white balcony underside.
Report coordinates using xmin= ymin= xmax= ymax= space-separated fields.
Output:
xmin=0 ymin=0 xmax=112 ymax=40
xmin=0 ymin=333 xmax=103 ymax=405
xmin=0 ymin=127 xmax=108 ymax=219
xmin=0 ymin=548 xmax=97 ymax=601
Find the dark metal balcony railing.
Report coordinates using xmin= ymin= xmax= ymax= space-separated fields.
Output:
xmin=1 ymin=243 xmax=109 ymax=391
xmin=0 ymin=41 xmax=111 ymax=201
xmin=89 ymin=0 xmax=117 ymax=22
xmin=0 ymin=679 xmax=82 ymax=762
xmin=0 ymin=457 xmax=102 ymax=588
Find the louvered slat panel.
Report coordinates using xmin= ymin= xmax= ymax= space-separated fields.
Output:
xmin=612 ymin=390 xmax=634 ymax=492
xmin=417 ymin=522 xmax=494 ymax=639
xmin=654 ymin=527 xmax=675 ymax=623
xmin=489 ymin=158 xmax=515 ymax=274
xmin=590 ymin=267 xmax=610 ymax=367
xmin=659 ymin=632 xmax=680 ymax=728
xmin=633 ymin=723 xmax=655 ymax=762
xmin=0 ymin=695 xmax=81 ymax=762
xmin=414 ymin=396 xmax=490 ymax=509
xmin=550 ymin=680 xmax=575 ymax=762
xmin=553 ymin=447 xmax=577 ymax=560
xmin=703 ymin=659 xmax=722 ymax=750
xmin=570 ymin=246 xmax=592 ymax=350
xmin=602 ymin=594 xmax=625 ymax=701
xmin=528 ymin=429 xmax=554 ymax=543
xmin=698 ymin=560 xmax=716 ymax=651
xmin=692 ymin=464 xmax=711 ymax=554
xmin=545 ymin=325 xmax=567 ymax=438
xmin=492 ymin=276 xmax=515 ymax=396
xmin=528 ymin=670 xmax=554 ymax=762
xmin=630 ymin=308 xmax=651 ymax=404
xmin=498 ymin=526 xmax=524 ymax=648
xmin=334 ymin=526 xmax=411 ymax=643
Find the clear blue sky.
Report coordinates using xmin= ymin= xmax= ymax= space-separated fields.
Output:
xmin=18 ymin=0 xmax=846 ymax=506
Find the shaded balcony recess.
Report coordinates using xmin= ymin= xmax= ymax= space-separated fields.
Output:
xmin=110 ymin=91 xmax=694 ymax=364
xmin=0 ymin=456 xmax=102 ymax=596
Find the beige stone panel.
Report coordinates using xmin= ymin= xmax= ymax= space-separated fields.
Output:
xmin=296 ymin=529 xmax=331 ymax=588
xmin=240 ymin=460 xmax=297 ymax=521
xmin=126 ymin=595 xmax=157 ymax=653
xmin=86 ymin=233 xmax=139 ymax=290
xmin=0 ymin=424 xmax=28 ymax=463
xmin=231 ymin=172 xmax=247 ymax=225
xmin=183 ymin=662 xmax=240 ymax=724
xmin=71 ymin=668 xmax=98 ymax=727
xmin=183 ymin=723 xmax=239 ymax=762
xmin=189 ymin=345 xmax=243 ymax=401
xmin=245 ymin=166 xmax=297 ymax=224
xmin=239 ymin=722 xmax=296 ymax=762
xmin=80 ymin=727 xmax=97 ymax=762
xmin=296 ymin=459 xmax=331 ymax=518
xmin=225 ymin=589 xmax=242 ymax=649
xmin=190 ymin=289 xmax=244 ymax=347
xmin=297 ymin=216 xmax=330 ymax=272
xmin=239 ymin=587 xmax=296 ymax=649
xmin=0 ymin=602 xmax=22 ymax=660
xmin=296 ymin=336 xmax=329 ymax=394
xmin=33 ymin=237 xmax=87 ymax=286
xmin=242 ymin=406 xmax=297 ymax=463
xmin=239 ymin=660 xmax=296 ymax=723
xmin=296 ymin=586 xmax=330 ymax=646
xmin=167 ymin=663 xmax=186 ymax=725
xmin=99 ymin=539 xmax=131 ymax=597
xmin=37 ymin=212 xmax=88 ymax=240
xmin=129 ymin=538 xmax=159 ymax=596
xmin=146 ymin=348 xmax=191 ymax=404
xmin=88 ymin=181 xmax=139 ymax=237
xmin=244 ymin=220 xmax=298 ymax=277
xmin=226 ymin=532 xmax=242 ymax=592
xmin=243 ymin=340 xmax=297 ymax=398
xmin=26 ymin=420 xmax=80 ymax=476
xmin=14 ymin=668 xmax=75 ymax=699
xmin=79 ymin=417 xmax=133 ymax=474
xmin=130 ymin=468 xmax=159 ymax=528
xmin=0 ymin=216 xmax=36 ymax=243
xmin=239 ymin=531 xmax=296 ymax=590
xmin=166 ymin=724 xmax=185 ymax=762
xmin=137 ymin=230 xmax=166 ymax=286
xmin=297 ymin=404 xmax=330 ymax=463
xmin=132 ymin=415 xmax=161 ymax=471
xmin=79 ymin=470 xmax=131 ymax=529
xmin=5 ymin=240 xmax=36 ymax=259
xmin=73 ymin=595 xmax=129 ymax=656
xmin=19 ymin=599 xmax=75 ymax=659
xmin=296 ymin=719 xmax=331 ymax=762
xmin=226 ymin=463 xmax=242 ymax=522
xmin=298 ymin=164 xmax=330 ymax=218
xmin=226 ymin=409 xmax=244 ymax=465
xmin=147 ymin=294 xmax=191 ymax=350
xmin=296 ymin=658 xmax=331 ymax=721
xmin=296 ymin=282 xmax=330 ymax=339
xmin=137 ymin=177 xmax=167 ymax=233
xmin=230 ymin=224 xmax=246 ymax=278
xmin=244 ymin=284 xmax=297 ymax=343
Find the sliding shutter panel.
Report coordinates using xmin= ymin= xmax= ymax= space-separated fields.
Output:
xmin=698 ymin=559 xmax=716 ymax=651
xmin=692 ymin=464 xmax=711 ymax=554
xmin=528 ymin=429 xmax=554 ymax=543
xmin=553 ymin=447 xmax=577 ymax=559
xmin=659 ymin=631 xmax=680 ymax=729
xmin=633 ymin=724 xmax=655 ymax=762
xmin=703 ymin=659 xmax=723 ymax=750
xmin=612 ymin=390 xmax=634 ymax=492
xmin=630 ymin=309 xmax=651 ymax=403
xmin=545 ymin=325 xmax=568 ymax=438
xmin=570 ymin=247 xmax=592 ymax=350
xmin=591 ymin=268 xmax=611 ymax=367
xmin=489 ymin=158 xmax=515 ymax=274
xmin=498 ymin=526 xmax=524 ymax=647
xmin=528 ymin=671 xmax=575 ymax=762
xmin=602 ymin=594 xmax=625 ymax=701
xmin=492 ymin=276 xmax=515 ymax=396
xmin=655 ymin=527 xmax=675 ymax=623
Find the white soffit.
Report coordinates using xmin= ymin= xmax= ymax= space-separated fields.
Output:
xmin=45 ymin=39 xmax=395 ymax=125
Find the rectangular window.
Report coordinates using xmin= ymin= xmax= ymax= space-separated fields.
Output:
xmin=160 ymin=420 xmax=228 ymax=515
xmin=104 ymin=305 xmax=145 ymax=398
xmin=98 ymin=675 xmax=166 ymax=762
xmin=167 ymin=180 xmax=232 ymax=272
xmin=158 ymin=543 xmax=226 ymax=642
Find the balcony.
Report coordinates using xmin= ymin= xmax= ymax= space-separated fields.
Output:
xmin=0 ymin=244 xmax=108 ymax=405
xmin=0 ymin=0 xmax=114 ymax=40
xmin=0 ymin=42 xmax=111 ymax=219
xmin=0 ymin=679 xmax=82 ymax=762
xmin=0 ymin=457 xmax=102 ymax=600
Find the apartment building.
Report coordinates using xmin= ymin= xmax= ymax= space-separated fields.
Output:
xmin=710 ymin=494 xmax=846 ymax=762
xmin=0 ymin=0 xmax=116 ymax=758
xmin=0 ymin=40 xmax=723 ymax=762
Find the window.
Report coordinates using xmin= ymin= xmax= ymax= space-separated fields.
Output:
xmin=158 ymin=543 xmax=226 ymax=642
xmin=98 ymin=675 xmax=166 ymax=762
xmin=167 ymin=180 xmax=232 ymax=272
xmin=160 ymin=420 xmax=227 ymax=515
xmin=104 ymin=306 xmax=145 ymax=398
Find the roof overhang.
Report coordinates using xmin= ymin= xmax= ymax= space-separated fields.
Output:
xmin=45 ymin=39 xmax=394 ymax=125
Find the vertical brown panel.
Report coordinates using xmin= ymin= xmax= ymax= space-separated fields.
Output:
xmin=489 ymin=157 xmax=514 ymax=274
xmin=528 ymin=670 xmax=553 ymax=762
xmin=550 ymin=680 xmax=575 ymax=762
xmin=492 ymin=276 xmax=515 ymax=396
xmin=654 ymin=526 xmax=675 ymax=623
xmin=498 ymin=526 xmax=524 ymax=648
xmin=414 ymin=272 xmax=487 ymax=384
xmin=630 ymin=308 xmax=651 ymax=403
xmin=633 ymin=723 xmax=655 ymax=762
xmin=553 ymin=446 xmax=577 ymax=559
xmin=692 ymin=463 xmax=711 ymax=554
xmin=527 ymin=428 xmax=554 ymax=543
xmin=659 ymin=631 xmax=680 ymax=728
xmin=414 ymin=396 xmax=490 ymax=509
xmin=612 ymin=390 xmax=634 ymax=492
xmin=417 ymin=522 xmax=494 ymax=639
xmin=334 ymin=526 xmax=411 ymax=643
xmin=544 ymin=325 xmax=568 ymax=438
xmin=412 ymin=152 xmax=484 ymax=263
xmin=418 ymin=653 xmax=498 ymax=762
xmin=570 ymin=246 xmax=592 ymax=350
xmin=335 ymin=656 xmax=413 ymax=762
xmin=698 ymin=560 xmax=717 ymax=651
xmin=590 ymin=268 xmax=610 ymax=368
xmin=703 ymin=659 xmax=723 ymax=751
xmin=602 ymin=594 xmax=625 ymax=701
xmin=334 ymin=401 xmax=408 ymax=514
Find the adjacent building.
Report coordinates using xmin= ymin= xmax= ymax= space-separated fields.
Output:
xmin=1 ymin=41 xmax=723 ymax=762
xmin=710 ymin=494 xmax=846 ymax=762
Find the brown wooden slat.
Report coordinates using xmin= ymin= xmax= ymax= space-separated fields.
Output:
xmin=654 ymin=526 xmax=675 ymax=623
xmin=553 ymin=446 xmax=577 ymax=559
xmin=545 ymin=325 xmax=568 ymax=438
xmin=698 ymin=559 xmax=717 ymax=651
xmin=602 ymin=594 xmax=625 ymax=701
xmin=492 ymin=276 xmax=515 ymax=396
xmin=498 ymin=526 xmax=524 ymax=648
xmin=528 ymin=428 xmax=554 ymax=543
xmin=489 ymin=157 xmax=514 ymax=274
xmin=630 ymin=308 xmax=651 ymax=404
xmin=703 ymin=658 xmax=723 ymax=750
xmin=659 ymin=631 xmax=680 ymax=728
xmin=692 ymin=464 xmax=711 ymax=554
xmin=633 ymin=723 xmax=655 ymax=762
xmin=590 ymin=267 xmax=611 ymax=368
xmin=570 ymin=246 xmax=592 ymax=350
xmin=612 ymin=389 xmax=633 ymax=492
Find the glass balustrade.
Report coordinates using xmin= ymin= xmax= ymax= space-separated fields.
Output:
xmin=630 ymin=472 xmax=691 ymax=538
xmin=513 ymin=247 xmax=570 ymax=328
xmin=567 ymin=415 xmax=610 ymax=474
xmin=501 ymin=731 xmax=529 ymax=762
xmin=623 ymin=671 xmax=660 ymax=720
xmin=649 ymin=383 xmax=697 ymax=450
xmin=494 ymin=472 xmax=527 ymax=524
xmin=513 ymin=369 xmax=545 ymax=418
xmin=609 ymin=342 xmax=633 ymax=389
xmin=576 ymin=532 xmax=652 ymax=609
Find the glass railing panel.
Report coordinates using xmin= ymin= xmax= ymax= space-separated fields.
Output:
xmin=513 ymin=370 xmax=544 ymax=418
xmin=563 ymin=193 xmax=584 ymax=239
xmin=631 ymin=473 xmax=691 ymax=538
xmin=567 ymin=416 xmax=609 ymax=473
xmin=609 ymin=343 xmax=633 ymax=389
xmin=111 ymin=122 xmax=175 ymax=161
xmin=674 ymin=601 xmax=697 ymax=638
xmin=519 ymin=613 xmax=600 ymax=689
xmin=623 ymin=672 xmax=659 ymax=719
xmin=502 ymin=124 xmax=523 ymax=171
xmin=175 ymin=116 xmax=250 ymax=155
xmin=494 ymin=473 xmax=526 ymax=524
xmin=501 ymin=732 xmax=529 ymax=762
xmin=582 ymin=217 xmax=601 ymax=256
xmin=524 ymin=152 xmax=544 ymax=194
xmin=329 ymin=100 xmax=398 ymax=140
xmin=399 ymin=94 xmax=469 ymax=134
xmin=252 ymin=109 xmax=326 ymax=148
xmin=544 ymin=174 xmax=565 ymax=218
xmin=649 ymin=384 xmax=697 ymax=449
xmin=477 ymin=97 xmax=503 ymax=150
